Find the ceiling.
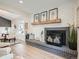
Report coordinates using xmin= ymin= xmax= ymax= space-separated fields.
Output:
xmin=0 ymin=0 xmax=76 ymax=20
xmin=0 ymin=9 xmax=20 ymax=20
xmin=0 ymin=0 xmax=75 ymax=14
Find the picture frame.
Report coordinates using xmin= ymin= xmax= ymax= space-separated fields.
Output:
xmin=49 ymin=8 xmax=58 ymax=20
xmin=25 ymin=23 xmax=28 ymax=31
xmin=40 ymin=11 xmax=47 ymax=21
xmin=34 ymin=13 xmax=40 ymax=23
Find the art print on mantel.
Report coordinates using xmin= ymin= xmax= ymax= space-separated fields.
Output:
xmin=40 ymin=11 xmax=47 ymax=21
xmin=34 ymin=14 xmax=40 ymax=23
xmin=49 ymin=8 xmax=58 ymax=20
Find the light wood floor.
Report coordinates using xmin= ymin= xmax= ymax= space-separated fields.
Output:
xmin=10 ymin=42 xmax=68 ymax=59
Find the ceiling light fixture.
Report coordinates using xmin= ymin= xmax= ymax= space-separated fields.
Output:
xmin=19 ymin=0 xmax=23 ymax=4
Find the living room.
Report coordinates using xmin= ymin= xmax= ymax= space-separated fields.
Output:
xmin=0 ymin=0 xmax=79 ymax=59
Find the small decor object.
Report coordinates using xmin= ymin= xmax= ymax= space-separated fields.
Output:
xmin=68 ymin=24 xmax=77 ymax=50
xmin=54 ymin=36 xmax=60 ymax=44
xmin=40 ymin=11 xmax=47 ymax=21
xmin=41 ymin=30 xmax=43 ymax=35
xmin=14 ymin=24 xmax=16 ymax=29
xmin=47 ymin=36 xmax=53 ymax=43
xmin=49 ymin=8 xmax=58 ymax=20
xmin=34 ymin=13 xmax=40 ymax=23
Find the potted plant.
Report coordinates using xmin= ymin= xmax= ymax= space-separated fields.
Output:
xmin=68 ymin=25 xmax=77 ymax=50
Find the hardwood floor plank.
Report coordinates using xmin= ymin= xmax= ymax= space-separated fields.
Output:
xmin=10 ymin=42 xmax=76 ymax=59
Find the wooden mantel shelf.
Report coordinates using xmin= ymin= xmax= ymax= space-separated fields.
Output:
xmin=32 ymin=19 xmax=61 ymax=25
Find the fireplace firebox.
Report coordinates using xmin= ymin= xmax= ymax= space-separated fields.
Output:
xmin=44 ymin=27 xmax=69 ymax=47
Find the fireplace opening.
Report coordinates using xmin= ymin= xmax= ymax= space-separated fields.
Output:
xmin=45 ymin=27 xmax=69 ymax=47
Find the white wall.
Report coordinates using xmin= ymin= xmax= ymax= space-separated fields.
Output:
xmin=11 ymin=16 xmax=27 ymax=41
xmin=28 ymin=0 xmax=77 ymax=42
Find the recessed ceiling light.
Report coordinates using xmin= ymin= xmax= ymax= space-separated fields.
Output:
xmin=19 ymin=0 xmax=23 ymax=4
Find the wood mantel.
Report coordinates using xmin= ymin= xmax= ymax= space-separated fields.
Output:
xmin=32 ymin=19 xmax=61 ymax=25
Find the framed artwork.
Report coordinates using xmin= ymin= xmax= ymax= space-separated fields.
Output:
xmin=49 ymin=8 xmax=58 ymax=20
xmin=34 ymin=14 xmax=40 ymax=23
xmin=24 ymin=23 xmax=28 ymax=31
xmin=40 ymin=11 xmax=47 ymax=21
